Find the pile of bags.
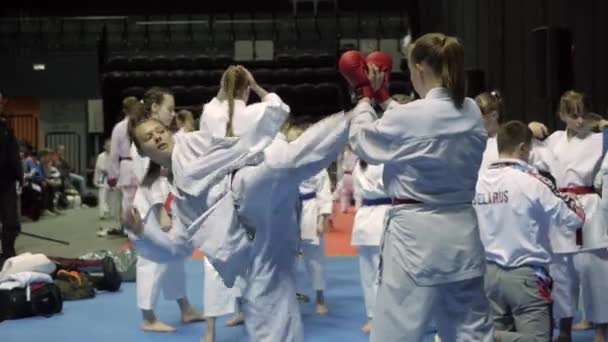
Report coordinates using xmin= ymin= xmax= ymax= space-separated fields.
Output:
xmin=0 ymin=248 xmax=137 ymax=322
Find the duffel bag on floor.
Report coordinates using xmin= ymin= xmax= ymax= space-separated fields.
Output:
xmin=53 ymin=269 xmax=96 ymax=301
xmin=49 ymin=256 xmax=122 ymax=292
xmin=0 ymin=282 xmax=63 ymax=321
xmin=80 ymin=248 xmax=137 ymax=283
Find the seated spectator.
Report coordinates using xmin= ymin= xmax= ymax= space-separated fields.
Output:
xmin=25 ymin=149 xmax=61 ymax=216
xmin=55 ymin=144 xmax=89 ymax=196
xmin=43 ymin=150 xmax=69 ymax=209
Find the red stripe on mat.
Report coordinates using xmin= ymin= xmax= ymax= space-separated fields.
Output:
xmin=121 ymin=203 xmax=358 ymax=258
xmin=325 ymin=204 xmax=358 ymax=256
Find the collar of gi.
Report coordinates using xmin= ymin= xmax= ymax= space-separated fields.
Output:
xmin=425 ymin=87 xmax=450 ymax=100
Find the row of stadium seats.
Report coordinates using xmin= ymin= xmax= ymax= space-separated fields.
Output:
xmin=103 ymin=53 xmax=336 ymax=72
xmin=102 ymin=69 xmax=408 ymax=86
xmin=102 ymin=68 xmax=341 ymax=86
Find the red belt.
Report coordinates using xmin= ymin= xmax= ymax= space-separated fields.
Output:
xmin=392 ymin=198 xmax=422 ymax=206
xmin=558 ymin=186 xmax=592 ymax=246
xmin=558 ymin=187 xmax=594 ymax=195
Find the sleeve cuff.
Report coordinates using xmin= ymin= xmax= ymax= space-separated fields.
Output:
xmin=353 ymin=101 xmax=379 ymax=121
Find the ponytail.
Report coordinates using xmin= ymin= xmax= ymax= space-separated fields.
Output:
xmin=441 ymin=37 xmax=465 ymax=108
xmin=223 ymin=67 xmax=237 ymax=137
xmin=220 ymin=65 xmax=249 ymax=137
xmin=410 ymin=33 xmax=465 ymax=109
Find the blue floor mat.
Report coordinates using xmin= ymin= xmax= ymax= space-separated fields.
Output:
xmin=1 ymin=257 xmax=594 ymax=341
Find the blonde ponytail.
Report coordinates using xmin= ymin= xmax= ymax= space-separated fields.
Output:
xmin=220 ymin=65 xmax=250 ymax=137
xmin=222 ymin=66 xmax=237 ymax=137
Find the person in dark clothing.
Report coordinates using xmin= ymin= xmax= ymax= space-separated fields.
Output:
xmin=0 ymin=92 xmax=23 ymax=262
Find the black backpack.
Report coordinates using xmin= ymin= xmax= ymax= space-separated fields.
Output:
xmin=0 ymin=282 xmax=63 ymax=321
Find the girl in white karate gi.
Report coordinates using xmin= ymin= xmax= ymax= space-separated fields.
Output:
xmin=199 ymin=66 xmax=261 ymax=342
xmin=108 ymin=97 xmax=141 ymax=234
xmin=476 ymin=91 xmax=502 ymax=171
xmin=131 ymin=163 xmax=204 ymax=332
xmin=297 ymin=164 xmax=332 ymax=315
xmin=534 ymin=91 xmax=608 ymax=342
xmin=94 ymin=138 xmax=120 ymax=222
xmin=288 ymin=123 xmax=332 ymax=315
xmin=124 ymin=67 xmax=289 ymax=340
xmin=210 ymin=110 xmax=349 ymax=342
xmin=199 ymin=68 xmax=347 ymax=340
xmin=476 ymin=90 xmax=550 ymax=170
xmin=125 ymin=72 xmax=351 ymax=341
xmin=344 ymin=33 xmax=494 ymax=342
xmin=351 ymin=160 xmax=390 ymax=334
xmin=129 ymin=92 xmax=204 ymax=333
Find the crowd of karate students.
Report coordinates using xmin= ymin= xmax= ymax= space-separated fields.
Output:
xmin=99 ymin=32 xmax=608 ymax=342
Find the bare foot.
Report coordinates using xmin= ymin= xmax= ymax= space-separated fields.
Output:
xmin=316 ymin=303 xmax=329 ymax=315
xmin=225 ymin=313 xmax=245 ymax=327
xmin=142 ymin=320 xmax=177 ymax=333
xmin=362 ymin=320 xmax=372 ymax=334
xmin=435 ymin=335 xmax=443 ymax=342
xmin=574 ymin=320 xmax=593 ymax=330
xmin=182 ymin=308 xmax=206 ymax=323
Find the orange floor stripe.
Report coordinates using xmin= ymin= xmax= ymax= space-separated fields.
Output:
xmin=325 ymin=204 xmax=358 ymax=256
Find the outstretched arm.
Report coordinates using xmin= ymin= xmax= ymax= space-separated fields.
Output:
xmin=279 ymin=112 xmax=351 ymax=183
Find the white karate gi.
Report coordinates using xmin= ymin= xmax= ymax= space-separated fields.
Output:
xmin=533 ymin=130 xmax=608 ymax=322
xmin=135 ymin=111 xmax=349 ymax=342
xmin=130 ymin=93 xmax=297 ymax=341
xmin=350 ymin=88 xmax=494 ymax=342
xmin=94 ymin=151 xmax=120 ymax=220
xmin=298 ymin=169 xmax=333 ymax=292
xmin=351 ymin=162 xmax=389 ymax=320
xmin=109 ymin=117 xmax=139 ymax=221
xmin=132 ymin=177 xmax=187 ymax=311
xmin=198 ymin=96 xmax=247 ymax=318
xmin=229 ymin=114 xmax=349 ymax=342
xmin=475 ymin=158 xmax=585 ymax=342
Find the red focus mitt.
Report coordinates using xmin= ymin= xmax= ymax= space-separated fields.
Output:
xmin=338 ymin=50 xmax=374 ymax=101
xmin=366 ymin=51 xmax=393 ymax=104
